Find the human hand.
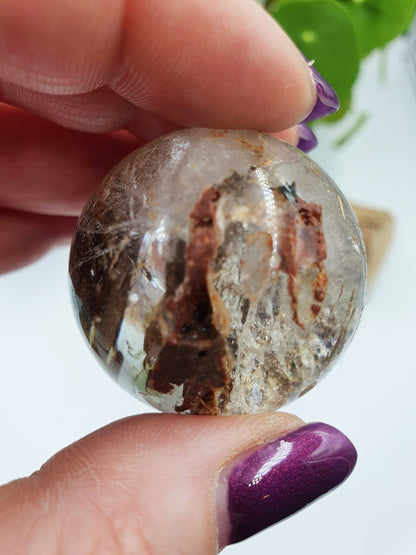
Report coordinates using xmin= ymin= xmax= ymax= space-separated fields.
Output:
xmin=0 ymin=0 xmax=340 ymax=275
xmin=0 ymin=1 xmax=350 ymax=553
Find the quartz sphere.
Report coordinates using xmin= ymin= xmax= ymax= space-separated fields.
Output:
xmin=69 ymin=129 xmax=366 ymax=415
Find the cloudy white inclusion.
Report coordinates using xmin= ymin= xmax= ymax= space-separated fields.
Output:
xmin=253 ymin=167 xmax=280 ymax=270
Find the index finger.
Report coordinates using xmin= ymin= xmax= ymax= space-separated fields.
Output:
xmin=0 ymin=0 xmax=316 ymax=131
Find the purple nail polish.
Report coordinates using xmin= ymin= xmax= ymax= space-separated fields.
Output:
xmin=226 ymin=423 xmax=357 ymax=544
xmin=303 ymin=61 xmax=339 ymax=123
xmin=297 ymin=123 xmax=318 ymax=153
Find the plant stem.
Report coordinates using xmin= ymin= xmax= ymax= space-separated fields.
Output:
xmin=334 ymin=113 xmax=369 ymax=148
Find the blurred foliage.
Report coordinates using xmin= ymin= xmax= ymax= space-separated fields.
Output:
xmin=266 ymin=0 xmax=416 ymax=119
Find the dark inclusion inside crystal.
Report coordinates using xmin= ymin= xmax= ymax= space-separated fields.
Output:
xmin=143 ymin=174 xmax=328 ymax=415
xmin=144 ymin=187 xmax=231 ymax=415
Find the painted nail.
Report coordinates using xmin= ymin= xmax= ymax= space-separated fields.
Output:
xmin=303 ymin=60 xmax=339 ymax=123
xmin=297 ymin=123 xmax=318 ymax=153
xmin=218 ymin=422 xmax=357 ymax=546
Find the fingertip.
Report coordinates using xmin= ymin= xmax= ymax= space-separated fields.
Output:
xmin=0 ymin=0 xmax=317 ymax=133
xmin=110 ymin=0 xmax=317 ymax=131
xmin=268 ymin=126 xmax=300 ymax=146
xmin=0 ymin=412 xmax=304 ymax=553
xmin=218 ymin=422 xmax=357 ymax=547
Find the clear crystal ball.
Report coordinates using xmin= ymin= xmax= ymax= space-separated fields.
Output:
xmin=69 ymin=129 xmax=366 ymax=415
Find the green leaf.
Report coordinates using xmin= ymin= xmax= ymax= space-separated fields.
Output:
xmin=336 ymin=0 xmax=416 ymax=58
xmin=270 ymin=0 xmax=359 ymax=109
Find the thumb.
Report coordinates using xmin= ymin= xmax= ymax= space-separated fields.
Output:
xmin=0 ymin=413 xmax=356 ymax=554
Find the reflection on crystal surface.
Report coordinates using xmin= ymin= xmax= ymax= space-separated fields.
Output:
xmin=69 ymin=129 xmax=366 ymax=415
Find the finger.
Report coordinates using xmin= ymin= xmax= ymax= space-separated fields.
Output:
xmin=0 ymin=83 xmax=180 ymax=138
xmin=0 ymin=208 xmax=76 ymax=274
xmin=0 ymin=0 xmax=316 ymax=131
xmin=0 ymin=105 xmax=139 ymax=217
xmin=270 ymin=126 xmax=299 ymax=147
xmin=0 ymin=106 xmax=301 ymax=273
xmin=0 ymin=106 xmax=300 ymax=219
xmin=0 ymin=414 xmax=356 ymax=553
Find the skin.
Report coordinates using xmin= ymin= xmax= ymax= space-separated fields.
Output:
xmin=0 ymin=1 xmax=318 ymax=552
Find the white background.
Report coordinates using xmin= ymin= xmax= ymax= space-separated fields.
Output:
xmin=1 ymin=37 xmax=415 ymax=554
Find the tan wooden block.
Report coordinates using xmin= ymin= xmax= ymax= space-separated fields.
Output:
xmin=352 ymin=204 xmax=394 ymax=283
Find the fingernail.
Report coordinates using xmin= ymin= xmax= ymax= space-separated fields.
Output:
xmin=297 ymin=123 xmax=318 ymax=153
xmin=217 ymin=422 xmax=357 ymax=546
xmin=303 ymin=59 xmax=339 ymax=122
